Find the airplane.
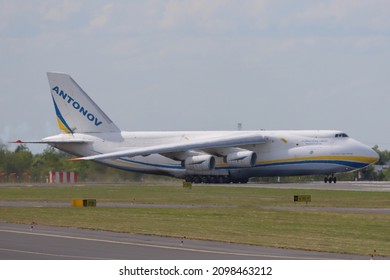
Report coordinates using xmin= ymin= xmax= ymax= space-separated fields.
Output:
xmin=16 ymin=72 xmax=379 ymax=184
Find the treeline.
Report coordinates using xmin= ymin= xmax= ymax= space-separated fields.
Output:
xmin=0 ymin=144 xmax=389 ymax=183
xmin=0 ymin=144 xmax=151 ymax=183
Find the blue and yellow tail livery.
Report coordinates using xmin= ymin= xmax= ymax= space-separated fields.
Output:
xmin=47 ymin=72 xmax=120 ymax=134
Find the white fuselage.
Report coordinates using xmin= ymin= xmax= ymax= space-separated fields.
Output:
xmin=46 ymin=130 xmax=379 ymax=181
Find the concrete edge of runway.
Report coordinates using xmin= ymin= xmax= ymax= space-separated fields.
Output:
xmin=1 ymin=222 xmax=387 ymax=260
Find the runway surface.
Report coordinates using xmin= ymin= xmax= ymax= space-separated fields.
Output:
xmin=0 ymin=222 xmax=383 ymax=260
xmin=246 ymin=181 xmax=390 ymax=192
xmin=1 ymin=181 xmax=390 ymax=260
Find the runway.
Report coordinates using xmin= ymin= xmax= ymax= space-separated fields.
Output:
xmin=1 ymin=181 xmax=390 ymax=260
xmin=0 ymin=222 xmax=382 ymax=260
xmin=245 ymin=181 xmax=390 ymax=192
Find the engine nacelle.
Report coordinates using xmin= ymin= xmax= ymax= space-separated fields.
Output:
xmin=184 ymin=155 xmax=216 ymax=171
xmin=226 ymin=151 xmax=257 ymax=168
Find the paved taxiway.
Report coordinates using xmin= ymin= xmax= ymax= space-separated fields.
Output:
xmin=1 ymin=181 xmax=390 ymax=260
xmin=247 ymin=181 xmax=390 ymax=192
xmin=0 ymin=222 xmax=384 ymax=260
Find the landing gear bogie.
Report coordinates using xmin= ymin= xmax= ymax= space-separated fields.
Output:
xmin=324 ymin=175 xmax=337 ymax=183
xmin=185 ymin=175 xmax=248 ymax=184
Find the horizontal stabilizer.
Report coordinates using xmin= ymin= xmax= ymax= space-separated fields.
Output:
xmin=11 ymin=139 xmax=91 ymax=144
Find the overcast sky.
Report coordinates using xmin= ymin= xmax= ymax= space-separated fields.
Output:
xmin=1 ymin=0 xmax=389 ymax=153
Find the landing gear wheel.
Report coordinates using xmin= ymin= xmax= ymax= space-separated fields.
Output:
xmin=209 ymin=176 xmax=217 ymax=184
xmin=217 ymin=176 xmax=225 ymax=184
xmin=193 ymin=176 xmax=201 ymax=184
xmin=185 ymin=176 xmax=192 ymax=183
xmin=324 ymin=175 xmax=337 ymax=183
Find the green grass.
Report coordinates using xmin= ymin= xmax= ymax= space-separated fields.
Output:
xmin=2 ymin=184 xmax=390 ymax=208
xmin=1 ymin=183 xmax=390 ymax=256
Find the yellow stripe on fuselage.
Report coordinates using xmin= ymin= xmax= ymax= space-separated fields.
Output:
xmin=215 ymin=155 xmax=377 ymax=168
xmin=258 ymin=155 xmax=377 ymax=166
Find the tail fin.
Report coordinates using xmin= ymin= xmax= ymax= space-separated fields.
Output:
xmin=47 ymin=72 xmax=120 ymax=134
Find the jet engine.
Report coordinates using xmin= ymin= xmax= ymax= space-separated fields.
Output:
xmin=226 ymin=151 xmax=257 ymax=168
xmin=184 ymin=155 xmax=216 ymax=171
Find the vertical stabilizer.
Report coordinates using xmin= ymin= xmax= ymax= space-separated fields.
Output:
xmin=47 ymin=72 xmax=120 ymax=134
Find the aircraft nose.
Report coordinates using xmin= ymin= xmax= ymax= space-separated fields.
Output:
xmin=358 ymin=142 xmax=380 ymax=165
xmin=350 ymin=139 xmax=379 ymax=165
xmin=367 ymin=146 xmax=380 ymax=164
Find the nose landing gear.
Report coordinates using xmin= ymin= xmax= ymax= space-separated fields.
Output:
xmin=324 ymin=175 xmax=337 ymax=183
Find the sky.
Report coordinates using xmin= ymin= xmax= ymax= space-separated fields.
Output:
xmin=1 ymin=0 xmax=390 ymax=153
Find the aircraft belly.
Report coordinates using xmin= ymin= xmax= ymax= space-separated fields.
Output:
xmin=251 ymin=163 xmax=351 ymax=177
xmin=99 ymin=153 xmax=359 ymax=178
xmin=54 ymin=138 xmax=373 ymax=180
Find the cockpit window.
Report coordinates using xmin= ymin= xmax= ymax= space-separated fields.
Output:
xmin=335 ymin=133 xmax=349 ymax=138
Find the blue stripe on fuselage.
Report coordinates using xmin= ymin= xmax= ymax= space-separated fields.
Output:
xmin=112 ymin=157 xmax=367 ymax=171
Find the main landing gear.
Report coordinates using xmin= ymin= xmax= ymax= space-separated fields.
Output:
xmin=185 ymin=175 xmax=248 ymax=184
xmin=324 ymin=175 xmax=337 ymax=183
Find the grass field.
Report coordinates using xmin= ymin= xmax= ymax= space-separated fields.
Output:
xmin=1 ymin=183 xmax=390 ymax=256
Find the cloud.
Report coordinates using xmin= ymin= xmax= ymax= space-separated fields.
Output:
xmin=158 ymin=0 xmax=271 ymax=33
xmin=0 ymin=2 xmax=18 ymax=30
xmin=289 ymin=0 xmax=390 ymax=30
xmin=84 ymin=3 xmax=113 ymax=32
xmin=44 ymin=0 xmax=81 ymax=22
xmin=1 ymin=0 xmax=390 ymax=151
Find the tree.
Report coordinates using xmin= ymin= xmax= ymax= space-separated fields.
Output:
xmin=0 ymin=145 xmax=33 ymax=180
xmin=373 ymin=146 xmax=388 ymax=164
xmin=0 ymin=143 xmax=8 ymax=174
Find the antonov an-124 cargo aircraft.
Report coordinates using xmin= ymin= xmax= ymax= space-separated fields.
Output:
xmin=16 ymin=73 xmax=379 ymax=184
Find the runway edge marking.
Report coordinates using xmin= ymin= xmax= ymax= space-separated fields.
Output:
xmin=0 ymin=247 xmax=108 ymax=260
xmin=0 ymin=228 xmax=322 ymax=260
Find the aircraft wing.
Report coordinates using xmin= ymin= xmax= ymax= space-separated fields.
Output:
xmin=70 ymin=132 xmax=266 ymax=161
